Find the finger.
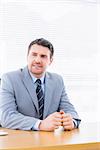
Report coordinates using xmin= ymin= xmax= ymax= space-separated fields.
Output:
xmin=53 ymin=112 xmax=62 ymax=118
xmin=62 ymin=113 xmax=72 ymax=119
xmin=54 ymin=117 xmax=62 ymax=122
xmin=54 ymin=121 xmax=62 ymax=126
xmin=60 ymin=110 xmax=65 ymax=114
xmin=63 ymin=120 xmax=72 ymax=126
xmin=53 ymin=117 xmax=63 ymax=126
xmin=63 ymin=121 xmax=74 ymax=129
xmin=62 ymin=117 xmax=72 ymax=122
xmin=53 ymin=120 xmax=62 ymax=126
xmin=62 ymin=118 xmax=73 ymax=127
xmin=63 ymin=125 xmax=73 ymax=131
xmin=64 ymin=123 xmax=74 ymax=130
xmin=63 ymin=121 xmax=74 ymax=130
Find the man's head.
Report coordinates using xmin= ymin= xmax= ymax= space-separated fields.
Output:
xmin=27 ymin=38 xmax=54 ymax=78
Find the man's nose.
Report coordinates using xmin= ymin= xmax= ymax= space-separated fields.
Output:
xmin=35 ymin=56 xmax=41 ymax=62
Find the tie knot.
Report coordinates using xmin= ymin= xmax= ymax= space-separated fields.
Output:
xmin=36 ymin=79 xmax=41 ymax=86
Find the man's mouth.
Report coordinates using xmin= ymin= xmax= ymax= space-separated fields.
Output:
xmin=32 ymin=65 xmax=42 ymax=70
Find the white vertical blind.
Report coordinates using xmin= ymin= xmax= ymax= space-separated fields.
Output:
xmin=0 ymin=0 xmax=99 ymax=122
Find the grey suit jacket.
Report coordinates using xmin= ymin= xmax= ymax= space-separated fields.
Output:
xmin=0 ymin=66 xmax=81 ymax=130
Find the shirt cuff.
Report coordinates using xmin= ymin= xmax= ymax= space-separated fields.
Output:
xmin=73 ymin=119 xmax=77 ymax=128
xmin=32 ymin=120 xmax=42 ymax=131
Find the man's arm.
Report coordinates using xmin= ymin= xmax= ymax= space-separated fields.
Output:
xmin=0 ymin=74 xmax=38 ymax=130
xmin=58 ymin=77 xmax=81 ymax=128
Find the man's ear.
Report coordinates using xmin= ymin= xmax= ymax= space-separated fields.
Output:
xmin=49 ymin=57 xmax=53 ymax=65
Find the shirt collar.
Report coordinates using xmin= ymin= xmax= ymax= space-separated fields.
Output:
xmin=29 ymin=72 xmax=45 ymax=84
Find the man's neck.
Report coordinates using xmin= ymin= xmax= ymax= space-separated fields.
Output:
xmin=29 ymin=71 xmax=45 ymax=79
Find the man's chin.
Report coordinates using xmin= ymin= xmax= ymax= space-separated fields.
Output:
xmin=31 ymin=71 xmax=44 ymax=77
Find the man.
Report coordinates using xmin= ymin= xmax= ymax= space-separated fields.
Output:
xmin=0 ymin=38 xmax=81 ymax=131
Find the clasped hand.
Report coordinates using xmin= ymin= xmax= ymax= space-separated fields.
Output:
xmin=39 ymin=110 xmax=74 ymax=131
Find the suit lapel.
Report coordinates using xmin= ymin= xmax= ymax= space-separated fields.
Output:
xmin=21 ymin=67 xmax=39 ymax=114
xmin=43 ymin=73 xmax=54 ymax=118
xmin=20 ymin=67 xmax=54 ymax=119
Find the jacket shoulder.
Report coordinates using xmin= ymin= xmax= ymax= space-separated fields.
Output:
xmin=1 ymin=68 xmax=24 ymax=84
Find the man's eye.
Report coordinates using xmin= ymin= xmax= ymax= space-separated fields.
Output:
xmin=32 ymin=53 xmax=37 ymax=56
xmin=41 ymin=55 xmax=47 ymax=58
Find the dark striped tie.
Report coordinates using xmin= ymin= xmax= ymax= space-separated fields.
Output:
xmin=36 ymin=79 xmax=44 ymax=120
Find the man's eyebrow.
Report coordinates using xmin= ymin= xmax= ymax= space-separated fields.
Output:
xmin=31 ymin=52 xmax=37 ymax=55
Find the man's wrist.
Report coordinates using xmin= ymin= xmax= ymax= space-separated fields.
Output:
xmin=31 ymin=120 xmax=42 ymax=130
xmin=38 ymin=121 xmax=42 ymax=130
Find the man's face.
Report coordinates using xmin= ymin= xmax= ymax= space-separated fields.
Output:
xmin=27 ymin=44 xmax=53 ymax=78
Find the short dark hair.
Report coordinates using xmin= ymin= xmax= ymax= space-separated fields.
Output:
xmin=28 ymin=38 xmax=54 ymax=58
